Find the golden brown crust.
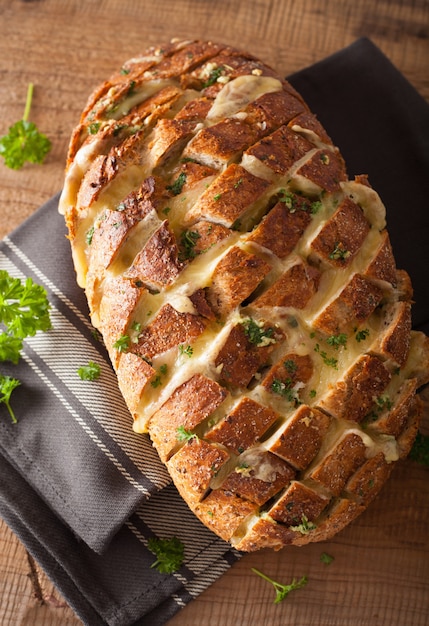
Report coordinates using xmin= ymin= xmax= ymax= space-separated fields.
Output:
xmin=61 ymin=39 xmax=429 ymax=552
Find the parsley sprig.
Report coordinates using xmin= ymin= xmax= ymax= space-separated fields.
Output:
xmin=77 ymin=361 xmax=101 ymax=381
xmin=0 ymin=270 xmax=51 ymax=421
xmin=0 ymin=375 xmax=21 ymax=423
xmin=0 ymin=83 xmax=51 ymax=170
xmin=0 ymin=271 xmax=51 ymax=364
xmin=147 ymin=536 xmax=185 ymax=574
xmin=252 ymin=568 xmax=308 ymax=603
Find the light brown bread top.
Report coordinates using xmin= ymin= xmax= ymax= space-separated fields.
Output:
xmin=60 ymin=39 xmax=429 ymax=551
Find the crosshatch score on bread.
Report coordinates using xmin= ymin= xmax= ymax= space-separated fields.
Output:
xmin=59 ymin=39 xmax=429 ymax=551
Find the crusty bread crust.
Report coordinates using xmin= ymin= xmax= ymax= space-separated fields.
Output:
xmin=60 ymin=40 xmax=429 ymax=551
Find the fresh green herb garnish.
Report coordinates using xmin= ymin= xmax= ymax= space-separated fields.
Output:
xmin=77 ymin=361 xmax=101 ymax=381
xmin=290 ymin=514 xmax=317 ymax=535
xmin=283 ymin=359 xmax=298 ymax=374
xmin=329 ymin=242 xmax=350 ymax=261
xmin=88 ymin=122 xmax=101 ymax=135
xmin=0 ymin=270 xmax=52 ymax=364
xmin=355 ymin=328 xmax=370 ymax=342
xmin=113 ymin=334 xmax=130 ymax=352
xmin=271 ymin=378 xmax=301 ymax=406
xmin=409 ymin=431 xmax=429 ymax=467
xmin=251 ymin=568 xmax=308 ymax=604
xmin=241 ymin=318 xmax=275 ymax=347
xmin=326 ymin=333 xmax=348 ymax=350
xmin=310 ymin=200 xmax=322 ymax=214
xmin=151 ymin=364 xmax=168 ymax=388
xmin=179 ymin=230 xmax=201 ymax=260
xmin=314 ymin=343 xmax=338 ymax=369
xmin=176 ymin=425 xmax=197 ymax=442
xmin=178 ymin=344 xmax=193 ymax=357
xmin=203 ymin=65 xmax=224 ymax=87
xmin=279 ymin=190 xmax=298 ymax=212
xmin=0 ymin=83 xmax=51 ymax=170
xmin=166 ymin=172 xmax=187 ymax=196
xmin=0 ymin=375 xmax=21 ymax=423
xmin=85 ymin=226 xmax=95 ymax=246
xmin=320 ymin=552 xmax=334 ymax=565
xmin=147 ymin=536 xmax=185 ymax=574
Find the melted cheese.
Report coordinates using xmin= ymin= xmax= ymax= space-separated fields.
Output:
xmin=206 ymin=75 xmax=283 ymax=122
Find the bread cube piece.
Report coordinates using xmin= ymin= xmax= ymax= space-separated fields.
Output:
xmin=268 ymin=480 xmax=330 ymax=525
xmin=252 ymin=259 xmax=320 ymax=309
xmin=267 ymin=405 xmax=331 ymax=470
xmin=167 ymin=438 xmax=230 ymax=506
xmin=207 ymin=246 xmax=271 ymax=317
xmin=247 ymin=199 xmax=312 ymax=258
xmin=294 ymin=148 xmax=347 ymax=193
xmin=185 ymin=163 xmax=270 ymax=227
xmin=215 ymin=321 xmax=283 ymax=388
xmin=220 ymin=450 xmax=295 ymax=506
xmin=233 ymin=516 xmax=297 ymax=551
xmin=148 ymin=374 xmax=228 ymax=461
xmin=99 ymin=276 xmax=145 ymax=364
xmin=313 ymin=273 xmax=383 ymax=335
xmin=195 ymin=489 xmax=258 ymax=543
xmin=308 ymin=432 xmax=368 ymax=496
xmin=363 ymin=230 xmax=397 ymax=286
xmin=370 ymin=301 xmax=412 ymax=367
xmin=126 ymin=221 xmax=184 ymax=290
xmin=116 ymin=351 xmax=156 ymax=417
xmin=245 ymin=125 xmax=313 ymax=175
xmin=132 ymin=303 xmax=206 ymax=359
xmin=205 ymin=397 xmax=279 ymax=455
xmin=309 ymin=197 xmax=370 ymax=267
xmin=318 ymin=354 xmax=391 ymax=423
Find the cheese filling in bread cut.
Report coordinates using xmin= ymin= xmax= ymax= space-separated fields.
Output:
xmin=60 ymin=39 xmax=429 ymax=551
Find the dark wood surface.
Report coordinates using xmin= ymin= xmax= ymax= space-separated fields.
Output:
xmin=0 ymin=1 xmax=428 ymax=624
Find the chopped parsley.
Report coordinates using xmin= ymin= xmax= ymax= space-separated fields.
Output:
xmin=113 ymin=334 xmax=130 ymax=352
xmin=179 ymin=230 xmax=201 ymax=260
xmin=147 ymin=536 xmax=185 ymax=574
xmin=176 ymin=425 xmax=197 ymax=442
xmin=314 ymin=343 xmax=338 ymax=369
xmin=251 ymin=568 xmax=308 ymax=604
xmin=178 ymin=344 xmax=193 ymax=357
xmin=320 ymin=552 xmax=334 ymax=565
xmin=203 ymin=65 xmax=224 ymax=87
xmin=271 ymin=378 xmax=301 ymax=406
xmin=329 ymin=242 xmax=350 ymax=262
xmin=310 ymin=200 xmax=322 ymax=214
xmin=355 ymin=328 xmax=370 ymax=342
xmin=77 ymin=361 xmax=101 ymax=381
xmin=279 ymin=190 xmax=299 ymax=212
xmin=166 ymin=172 xmax=187 ymax=196
xmin=241 ymin=318 xmax=275 ymax=347
xmin=290 ymin=514 xmax=317 ymax=535
xmin=326 ymin=333 xmax=348 ymax=350
xmin=283 ymin=359 xmax=298 ymax=374
xmin=151 ymin=364 xmax=168 ymax=388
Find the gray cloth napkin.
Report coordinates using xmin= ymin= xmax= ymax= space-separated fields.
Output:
xmin=0 ymin=38 xmax=428 ymax=626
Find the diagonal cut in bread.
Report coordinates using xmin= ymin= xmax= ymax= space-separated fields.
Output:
xmin=59 ymin=39 xmax=429 ymax=551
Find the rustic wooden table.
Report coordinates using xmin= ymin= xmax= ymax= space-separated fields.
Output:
xmin=1 ymin=1 xmax=428 ymax=624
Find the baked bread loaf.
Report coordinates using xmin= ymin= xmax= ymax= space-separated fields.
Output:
xmin=60 ymin=40 xmax=429 ymax=551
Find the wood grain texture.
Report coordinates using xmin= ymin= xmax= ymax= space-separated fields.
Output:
xmin=0 ymin=1 xmax=428 ymax=624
